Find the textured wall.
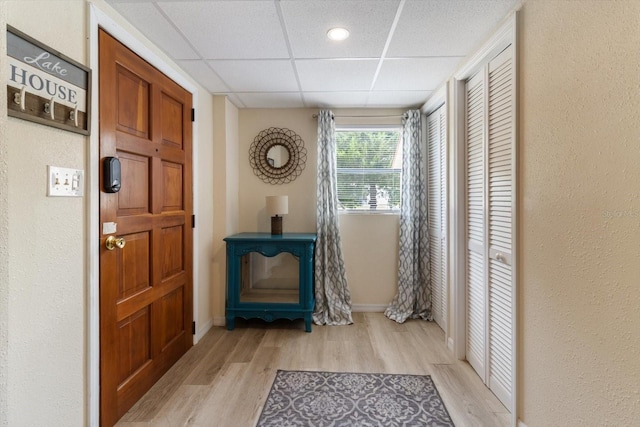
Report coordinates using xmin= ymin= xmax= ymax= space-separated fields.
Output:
xmin=0 ymin=2 xmax=9 ymax=426
xmin=6 ymin=1 xmax=87 ymax=424
xmin=519 ymin=1 xmax=640 ymax=425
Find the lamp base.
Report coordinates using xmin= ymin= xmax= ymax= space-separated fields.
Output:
xmin=271 ymin=215 xmax=283 ymax=235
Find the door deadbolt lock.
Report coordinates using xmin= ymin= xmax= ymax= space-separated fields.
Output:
xmin=105 ymin=235 xmax=126 ymax=251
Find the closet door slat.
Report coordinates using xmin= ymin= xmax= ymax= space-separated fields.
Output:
xmin=487 ymin=45 xmax=515 ymax=410
xmin=427 ymin=104 xmax=447 ymax=331
xmin=465 ymin=72 xmax=486 ymax=380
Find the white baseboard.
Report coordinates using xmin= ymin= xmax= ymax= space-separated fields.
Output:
xmin=352 ymin=304 xmax=387 ymax=312
xmin=518 ymin=420 xmax=528 ymax=427
xmin=194 ymin=318 xmax=214 ymax=344
xmin=447 ymin=337 xmax=454 ymax=352
xmin=213 ymin=316 xmax=226 ymax=327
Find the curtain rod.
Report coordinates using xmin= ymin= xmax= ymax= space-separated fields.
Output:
xmin=311 ymin=113 xmax=404 ymax=119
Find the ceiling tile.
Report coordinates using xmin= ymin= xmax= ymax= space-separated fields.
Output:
xmin=236 ymin=92 xmax=304 ymax=109
xmin=367 ymin=91 xmax=432 ymax=108
xmin=303 ymin=92 xmax=370 ymax=108
xmin=157 ymin=1 xmax=289 ymax=59
xmin=296 ymin=59 xmax=378 ymax=92
xmin=374 ymin=58 xmax=461 ymax=91
xmin=175 ymin=60 xmax=230 ymax=92
xmin=111 ymin=2 xmax=199 ymax=60
xmin=280 ymin=0 xmax=399 ymax=58
xmin=208 ymin=60 xmax=299 ymax=92
xmin=105 ymin=0 xmax=517 ymax=110
xmin=387 ymin=0 xmax=518 ymax=57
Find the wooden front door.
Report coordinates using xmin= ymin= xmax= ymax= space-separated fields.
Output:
xmin=99 ymin=29 xmax=193 ymax=426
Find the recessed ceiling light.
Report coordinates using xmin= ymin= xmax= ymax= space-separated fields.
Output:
xmin=327 ymin=27 xmax=350 ymax=41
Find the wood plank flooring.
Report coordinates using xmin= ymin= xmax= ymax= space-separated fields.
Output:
xmin=115 ymin=312 xmax=509 ymax=427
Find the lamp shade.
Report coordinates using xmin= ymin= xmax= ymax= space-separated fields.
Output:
xmin=266 ymin=195 xmax=288 ymax=216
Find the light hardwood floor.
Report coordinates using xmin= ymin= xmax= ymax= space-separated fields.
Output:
xmin=115 ymin=312 xmax=509 ymax=427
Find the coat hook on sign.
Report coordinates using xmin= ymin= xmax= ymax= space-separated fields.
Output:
xmin=13 ymin=86 xmax=26 ymax=111
xmin=43 ymin=97 xmax=55 ymax=120
xmin=69 ymin=103 xmax=78 ymax=127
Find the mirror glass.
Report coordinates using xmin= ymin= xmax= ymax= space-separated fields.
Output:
xmin=266 ymin=144 xmax=290 ymax=168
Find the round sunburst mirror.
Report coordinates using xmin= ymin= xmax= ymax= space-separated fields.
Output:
xmin=249 ymin=127 xmax=307 ymax=185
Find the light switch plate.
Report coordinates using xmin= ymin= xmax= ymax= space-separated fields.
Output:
xmin=48 ymin=166 xmax=84 ymax=197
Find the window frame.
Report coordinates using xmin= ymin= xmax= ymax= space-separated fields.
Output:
xmin=334 ymin=124 xmax=403 ymax=215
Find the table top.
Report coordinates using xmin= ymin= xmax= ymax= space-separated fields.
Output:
xmin=224 ymin=232 xmax=317 ymax=243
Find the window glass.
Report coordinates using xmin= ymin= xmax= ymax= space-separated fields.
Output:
xmin=336 ymin=128 xmax=402 ymax=211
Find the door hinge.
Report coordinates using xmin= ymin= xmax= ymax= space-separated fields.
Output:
xmin=192 ymin=214 xmax=196 ymax=229
xmin=191 ymin=108 xmax=195 ymax=122
xmin=192 ymin=321 xmax=196 ymax=335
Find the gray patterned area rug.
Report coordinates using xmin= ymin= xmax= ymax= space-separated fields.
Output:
xmin=256 ymin=370 xmax=455 ymax=427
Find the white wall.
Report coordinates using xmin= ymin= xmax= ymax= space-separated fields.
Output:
xmin=0 ymin=1 xmax=217 ymax=424
xmin=238 ymin=109 xmax=318 ymax=234
xmin=5 ymin=2 xmax=87 ymax=424
xmin=340 ymin=214 xmax=399 ymax=307
xmin=195 ymin=91 xmax=215 ymax=336
xmin=212 ymin=96 xmax=240 ymax=323
xmin=0 ymin=2 xmax=9 ymax=425
xmin=237 ymin=108 xmax=403 ymax=308
xmin=518 ymin=1 xmax=640 ymax=425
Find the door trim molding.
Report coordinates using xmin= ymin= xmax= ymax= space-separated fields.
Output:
xmin=88 ymin=4 xmax=200 ymax=425
xmin=450 ymin=11 xmax=518 ymax=426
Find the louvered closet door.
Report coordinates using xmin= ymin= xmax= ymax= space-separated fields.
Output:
xmin=427 ymin=105 xmax=447 ymax=331
xmin=465 ymin=71 xmax=486 ymax=380
xmin=487 ymin=45 xmax=515 ymax=408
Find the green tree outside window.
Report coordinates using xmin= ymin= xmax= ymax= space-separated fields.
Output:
xmin=336 ymin=130 xmax=402 ymax=210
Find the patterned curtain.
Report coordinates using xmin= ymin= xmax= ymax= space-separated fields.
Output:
xmin=313 ymin=110 xmax=353 ymax=326
xmin=385 ymin=110 xmax=432 ymax=323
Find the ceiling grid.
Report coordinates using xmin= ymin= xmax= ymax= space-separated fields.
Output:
xmin=106 ymin=0 xmax=518 ymax=108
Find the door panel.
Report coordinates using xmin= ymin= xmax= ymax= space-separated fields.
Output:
xmin=99 ymin=29 xmax=193 ymax=427
xmin=118 ymin=231 xmax=151 ymax=300
xmin=116 ymin=152 xmax=150 ymax=215
xmin=162 ymin=161 xmax=184 ymax=211
xmin=439 ymin=107 xmax=447 ymax=332
xmin=161 ymin=93 xmax=184 ymax=147
xmin=117 ymin=307 xmax=152 ymax=385
xmin=465 ymin=71 xmax=486 ymax=380
xmin=487 ymin=45 xmax=514 ymax=409
xmin=464 ymin=44 xmax=515 ymax=411
xmin=427 ymin=104 xmax=447 ymax=331
xmin=116 ymin=65 xmax=150 ymax=138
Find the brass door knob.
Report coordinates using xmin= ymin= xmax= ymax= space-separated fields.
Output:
xmin=105 ymin=235 xmax=126 ymax=251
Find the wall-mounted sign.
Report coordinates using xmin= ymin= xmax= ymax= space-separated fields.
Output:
xmin=6 ymin=25 xmax=91 ymax=135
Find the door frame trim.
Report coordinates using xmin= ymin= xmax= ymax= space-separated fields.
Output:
xmin=88 ymin=4 xmax=200 ymax=425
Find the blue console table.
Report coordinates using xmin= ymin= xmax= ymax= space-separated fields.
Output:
xmin=224 ymin=233 xmax=317 ymax=332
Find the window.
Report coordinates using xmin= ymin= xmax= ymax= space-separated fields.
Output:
xmin=336 ymin=128 xmax=402 ymax=211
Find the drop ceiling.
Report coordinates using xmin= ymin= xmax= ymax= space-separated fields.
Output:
xmin=106 ymin=0 xmax=519 ymax=109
